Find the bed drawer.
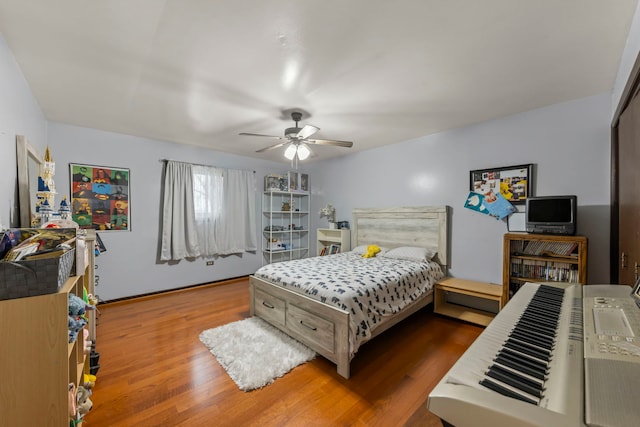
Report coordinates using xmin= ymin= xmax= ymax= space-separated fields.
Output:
xmin=254 ymin=288 xmax=286 ymax=327
xmin=286 ymin=304 xmax=335 ymax=353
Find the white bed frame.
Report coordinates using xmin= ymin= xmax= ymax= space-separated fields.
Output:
xmin=249 ymin=205 xmax=450 ymax=378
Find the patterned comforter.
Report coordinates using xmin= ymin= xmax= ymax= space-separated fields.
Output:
xmin=253 ymin=252 xmax=444 ymax=355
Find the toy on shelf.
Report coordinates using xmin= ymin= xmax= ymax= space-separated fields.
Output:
xmin=76 ymin=385 xmax=93 ymax=419
xmin=33 ymin=146 xmax=75 ymax=228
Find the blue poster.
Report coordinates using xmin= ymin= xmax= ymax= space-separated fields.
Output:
xmin=464 ymin=192 xmax=490 ymax=215
xmin=482 ymin=191 xmax=516 ymax=220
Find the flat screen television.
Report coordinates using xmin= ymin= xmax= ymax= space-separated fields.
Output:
xmin=525 ymin=195 xmax=577 ymax=235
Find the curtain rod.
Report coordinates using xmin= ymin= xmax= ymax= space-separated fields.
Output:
xmin=159 ymin=158 xmax=255 ymax=173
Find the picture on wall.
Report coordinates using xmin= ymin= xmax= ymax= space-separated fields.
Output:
xmin=69 ymin=163 xmax=130 ymax=231
xmin=469 ymin=163 xmax=533 ymax=204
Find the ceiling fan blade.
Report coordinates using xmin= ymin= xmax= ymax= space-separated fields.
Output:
xmin=256 ymin=141 xmax=289 ymax=153
xmin=296 ymin=124 xmax=319 ymax=140
xmin=305 ymin=138 xmax=353 ymax=148
xmin=239 ymin=132 xmax=284 ymax=140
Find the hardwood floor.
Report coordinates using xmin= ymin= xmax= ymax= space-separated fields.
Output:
xmin=84 ymin=277 xmax=482 ymax=427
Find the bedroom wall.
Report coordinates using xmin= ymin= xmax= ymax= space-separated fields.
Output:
xmin=2 ymin=25 xmax=627 ymax=299
xmin=48 ymin=123 xmax=290 ymax=300
xmin=0 ymin=34 xmax=48 ymax=229
xmin=306 ymin=93 xmax=612 ymax=286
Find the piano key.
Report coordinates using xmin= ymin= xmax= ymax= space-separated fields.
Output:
xmin=512 ymin=322 xmax=557 ymax=341
xmin=532 ymin=294 xmax=563 ymax=305
xmin=485 ymin=365 xmax=544 ymax=398
xmin=490 ymin=361 xmax=547 ymax=390
xmin=500 ymin=347 xmax=549 ymax=371
xmin=504 ymin=338 xmax=551 ymax=361
xmin=479 ymin=378 xmax=539 ymax=405
xmin=519 ymin=313 xmax=559 ymax=329
xmin=516 ymin=318 xmax=558 ymax=336
xmin=495 ymin=353 xmax=547 ymax=380
xmin=509 ymin=330 xmax=554 ymax=350
xmin=428 ymin=282 xmax=586 ymax=427
xmin=507 ymin=336 xmax=552 ymax=357
xmin=512 ymin=329 xmax=556 ymax=349
xmin=519 ymin=308 xmax=559 ymax=322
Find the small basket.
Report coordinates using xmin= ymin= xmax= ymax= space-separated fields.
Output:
xmin=0 ymin=249 xmax=76 ymax=300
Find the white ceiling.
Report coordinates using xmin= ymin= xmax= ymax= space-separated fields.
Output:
xmin=0 ymin=0 xmax=637 ymax=163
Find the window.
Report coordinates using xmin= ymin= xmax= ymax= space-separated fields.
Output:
xmin=192 ymin=165 xmax=223 ymax=222
xmin=160 ymin=161 xmax=256 ymax=261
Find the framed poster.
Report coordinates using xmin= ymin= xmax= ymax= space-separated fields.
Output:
xmin=70 ymin=163 xmax=130 ymax=231
xmin=469 ymin=163 xmax=533 ymax=205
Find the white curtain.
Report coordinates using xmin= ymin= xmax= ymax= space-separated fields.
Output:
xmin=160 ymin=161 xmax=257 ymax=261
xmin=217 ymin=168 xmax=257 ymax=254
xmin=160 ymin=161 xmax=200 ymax=261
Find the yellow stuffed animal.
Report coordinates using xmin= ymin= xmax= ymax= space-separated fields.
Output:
xmin=362 ymin=244 xmax=381 ymax=258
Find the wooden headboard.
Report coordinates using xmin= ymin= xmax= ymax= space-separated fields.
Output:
xmin=351 ymin=206 xmax=450 ymax=267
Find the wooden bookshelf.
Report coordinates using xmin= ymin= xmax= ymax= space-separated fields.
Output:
xmin=0 ymin=232 xmax=96 ymax=425
xmin=317 ymin=228 xmax=350 ymax=255
xmin=502 ymin=232 xmax=587 ymax=305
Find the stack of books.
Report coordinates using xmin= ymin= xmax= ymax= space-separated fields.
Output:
xmin=1 ymin=229 xmax=76 ymax=262
xmin=319 ymin=244 xmax=341 ymax=256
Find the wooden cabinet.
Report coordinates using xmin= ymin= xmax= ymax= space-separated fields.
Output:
xmin=503 ymin=232 xmax=588 ymax=305
xmin=317 ymin=228 xmax=351 ymax=255
xmin=262 ymin=190 xmax=309 ymax=264
xmin=0 ymin=231 xmax=95 ymax=426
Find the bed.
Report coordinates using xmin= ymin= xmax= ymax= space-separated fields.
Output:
xmin=249 ymin=205 xmax=450 ymax=378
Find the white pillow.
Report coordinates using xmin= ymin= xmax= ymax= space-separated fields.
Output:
xmin=380 ymin=246 xmax=436 ymax=262
xmin=351 ymin=245 xmax=388 ymax=255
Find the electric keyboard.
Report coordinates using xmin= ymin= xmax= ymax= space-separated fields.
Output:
xmin=428 ymin=281 xmax=640 ymax=427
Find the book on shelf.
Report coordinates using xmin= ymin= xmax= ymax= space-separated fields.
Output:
xmin=518 ymin=240 xmax=578 ymax=257
xmin=2 ymin=241 xmax=39 ymax=261
xmin=23 ymin=247 xmax=70 ymax=261
xmin=329 ymin=244 xmax=341 ymax=255
xmin=510 ymin=258 xmax=579 ymax=282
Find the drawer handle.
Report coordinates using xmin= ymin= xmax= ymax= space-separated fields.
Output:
xmin=262 ymin=301 xmax=275 ymax=309
xmin=300 ymin=320 xmax=317 ymax=331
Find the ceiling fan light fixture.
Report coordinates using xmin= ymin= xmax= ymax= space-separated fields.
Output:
xmin=284 ymin=144 xmax=297 ymax=160
xmin=297 ymin=144 xmax=311 ymax=160
xmin=242 ymin=110 xmax=353 ymax=158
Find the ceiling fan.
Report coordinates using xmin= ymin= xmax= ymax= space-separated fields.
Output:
xmin=239 ymin=111 xmax=353 ymax=160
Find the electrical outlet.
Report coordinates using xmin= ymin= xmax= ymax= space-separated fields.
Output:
xmin=206 ymin=261 xmax=214 ymax=266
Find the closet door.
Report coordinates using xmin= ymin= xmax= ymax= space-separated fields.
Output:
xmin=618 ymin=89 xmax=640 ymax=285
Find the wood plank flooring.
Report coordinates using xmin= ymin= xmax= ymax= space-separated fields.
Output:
xmin=84 ymin=277 xmax=482 ymax=427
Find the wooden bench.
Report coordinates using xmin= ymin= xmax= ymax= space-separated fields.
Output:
xmin=434 ymin=277 xmax=503 ymax=326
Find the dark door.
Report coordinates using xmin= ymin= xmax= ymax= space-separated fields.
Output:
xmin=617 ymin=89 xmax=640 ymax=285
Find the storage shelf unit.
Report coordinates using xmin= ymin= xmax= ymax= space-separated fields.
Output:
xmin=502 ymin=232 xmax=588 ymax=305
xmin=0 ymin=232 xmax=95 ymax=426
xmin=262 ymin=190 xmax=310 ymax=264
xmin=317 ymin=228 xmax=350 ymax=255
xmin=434 ymin=277 xmax=503 ymax=326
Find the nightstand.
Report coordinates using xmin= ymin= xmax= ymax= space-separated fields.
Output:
xmin=317 ymin=228 xmax=350 ymax=255
xmin=434 ymin=277 xmax=503 ymax=326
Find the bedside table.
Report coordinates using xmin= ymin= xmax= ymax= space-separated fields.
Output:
xmin=434 ymin=277 xmax=503 ymax=326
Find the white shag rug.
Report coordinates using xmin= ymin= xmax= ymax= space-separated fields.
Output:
xmin=199 ymin=317 xmax=316 ymax=391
